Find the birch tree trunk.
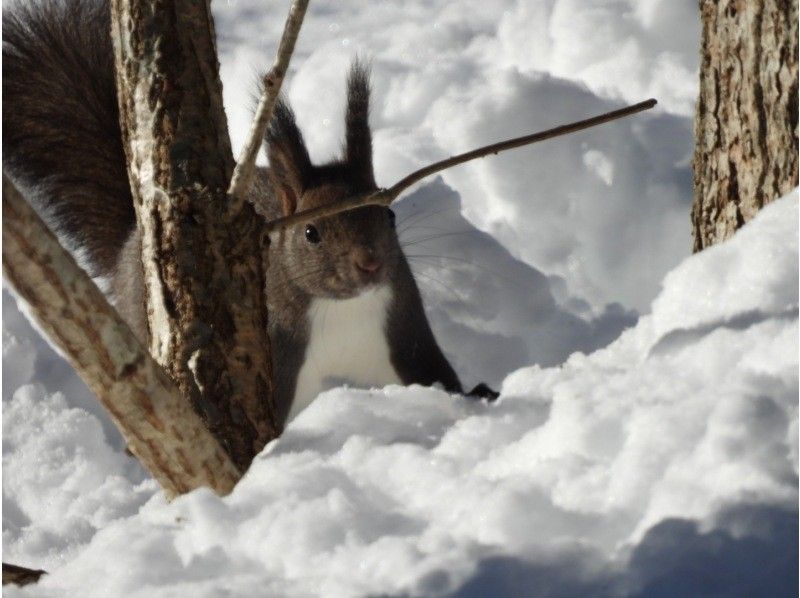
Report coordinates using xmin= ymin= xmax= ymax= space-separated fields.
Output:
xmin=692 ymin=0 xmax=799 ymax=251
xmin=110 ymin=0 xmax=279 ymax=469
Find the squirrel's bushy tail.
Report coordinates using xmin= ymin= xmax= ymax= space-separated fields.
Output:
xmin=3 ymin=0 xmax=135 ymax=276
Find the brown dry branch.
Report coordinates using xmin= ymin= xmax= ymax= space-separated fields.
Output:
xmin=228 ymin=0 xmax=310 ymax=201
xmin=2 ymin=175 xmax=241 ymax=498
xmin=2 ymin=562 xmax=46 ymax=587
xmin=110 ymin=0 xmax=280 ymax=470
xmin=263 ymin=98 xmax=657 ymax=233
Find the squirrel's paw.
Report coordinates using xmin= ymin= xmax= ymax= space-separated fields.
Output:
xmin=465 ymin=383 xmax=500 ymax=403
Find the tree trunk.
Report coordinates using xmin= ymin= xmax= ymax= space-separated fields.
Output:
xmin=692 ymin=0 xmax=798 ymax=251
xmin=110 ymin=0 xmax=279 ymax=469
xmin=3 ymin=175 xmax=240 ymax=497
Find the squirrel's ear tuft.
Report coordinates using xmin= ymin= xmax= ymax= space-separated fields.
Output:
xmin=344 ymin=59 xmax=376 ymax=190
xmin=265 ymin=97 xmax=312 ymax=216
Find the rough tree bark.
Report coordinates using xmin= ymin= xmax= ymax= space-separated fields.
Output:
xmin=692 ymin=0 xmax=799 ymax=251
xmin=3 ymin=175 xmax=240 ymax=497
xmin=110 ymin=0 xmax=279 ymax=469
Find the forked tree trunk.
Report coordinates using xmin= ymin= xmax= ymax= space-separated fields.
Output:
xmin=692 ymin=0 xmax=799 ymax=251
xmin=110 ymin=0 xmax=279 ymax=469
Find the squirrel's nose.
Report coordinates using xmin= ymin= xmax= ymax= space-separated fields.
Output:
xmin=353 ymin=249 xmax=382 ymax=274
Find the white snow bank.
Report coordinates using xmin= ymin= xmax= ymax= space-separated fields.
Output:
xmin=393 ymin=179 xmax=636 ymax=387
xmin=3 ymin=386 xmax=154 ymax=570
xmin=6 ymin=193 xmax=796 ymax=597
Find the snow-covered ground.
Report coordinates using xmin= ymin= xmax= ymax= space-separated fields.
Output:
xmin=4 ymin=191 xmax=798 ymax=595
xmin=3 ymin=0 xmax=798 ymax=596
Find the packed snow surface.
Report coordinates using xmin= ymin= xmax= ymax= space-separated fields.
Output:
xmin=4 ymin=194 xmax=797 ymax=596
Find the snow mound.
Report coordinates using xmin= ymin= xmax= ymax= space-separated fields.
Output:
xmin=394 ymin=179 xmax=636 ymax=388
xmin=6 ymin=193 xmax=796 ymax=597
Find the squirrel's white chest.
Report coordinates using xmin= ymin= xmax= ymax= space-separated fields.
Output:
xmin=289 ymin=285 xmax=401 ymax=421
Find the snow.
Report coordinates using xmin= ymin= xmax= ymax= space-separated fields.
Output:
xmin=3 ymin=0 xmax=798 ymax=595
xmin=394 ymin=180 xmax=636 ymax=388
xmin=3 ymin=387 xmax=154 ymax=569
xmin=4 ymin=192 xmax=797 ymax=596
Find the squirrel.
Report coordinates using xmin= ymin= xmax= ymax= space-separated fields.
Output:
xmin=3 ymin=0 xmax=498 ymax=429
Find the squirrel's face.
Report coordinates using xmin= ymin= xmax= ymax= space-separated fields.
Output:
xmin=277 ymin=184 xmax=402 ymax=299
xmin=264 ymin=63 xmax=396 ymax=300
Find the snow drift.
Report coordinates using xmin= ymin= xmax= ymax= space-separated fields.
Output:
xmin=4 ymin=193 xmax=797 ymax=597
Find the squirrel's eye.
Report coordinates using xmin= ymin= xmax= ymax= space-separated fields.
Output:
xmin=305 ymin=224 xmax=321 ymax=244
xmin=387 ymin=209 xmax=396 ymax=228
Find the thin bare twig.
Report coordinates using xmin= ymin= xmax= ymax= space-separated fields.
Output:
xmin=263 ymin=98 xmax=657 ymax=232
xmin=228 ymin=0 xmax=310 ymax=200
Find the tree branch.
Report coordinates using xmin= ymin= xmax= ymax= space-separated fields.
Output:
xmin=2 ymin=563 xmax=46 ymax=587
xmin=227 ymin=0 xmax=310 ymax=201
xmin=263 ymin=98 xmax=657 ymax=233
xmin=2 ymin=175 xmax=241 ymax=498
